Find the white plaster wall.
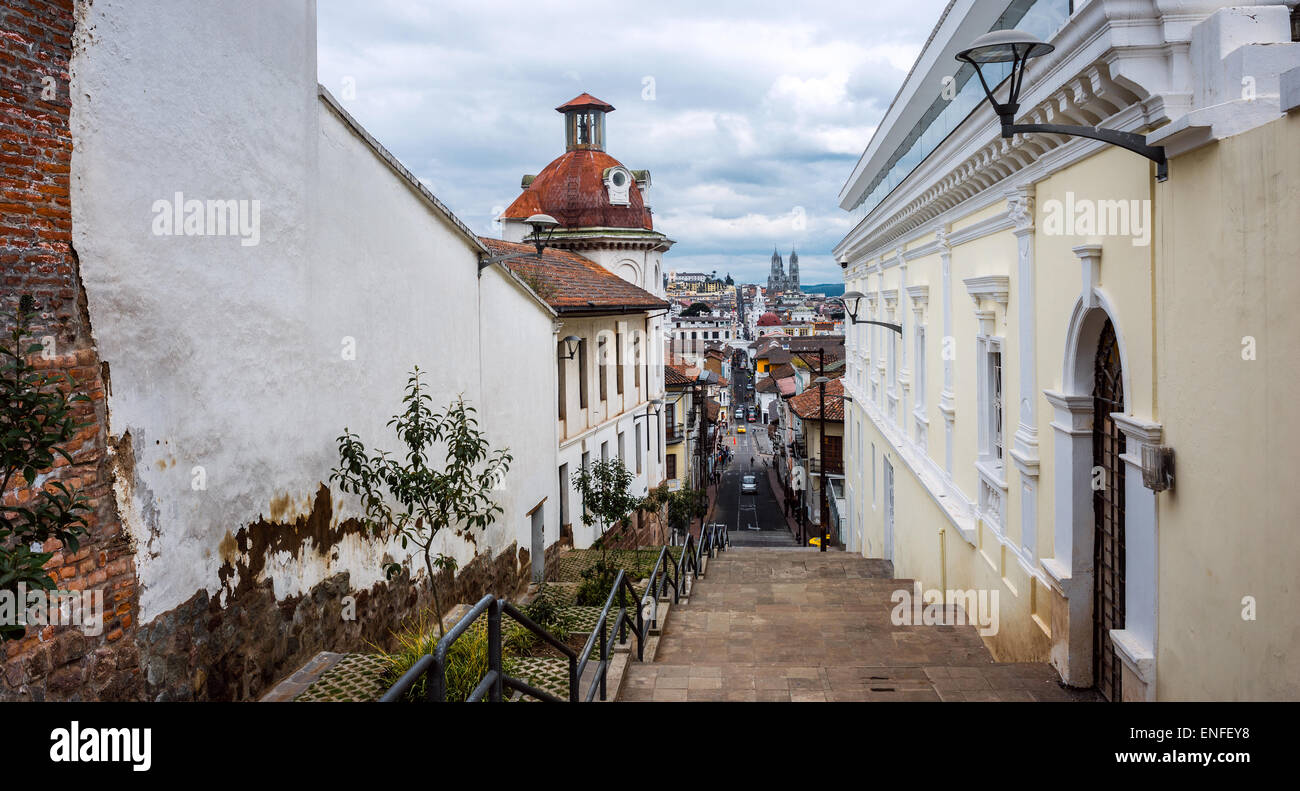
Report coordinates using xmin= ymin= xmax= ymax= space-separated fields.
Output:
xmin=70 ymin=0 xmax=554 ymax=621
xmin=477 ymin=267 xmax=560 ymax=557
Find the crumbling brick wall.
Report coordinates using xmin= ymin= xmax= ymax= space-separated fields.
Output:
xmin=0 ymin=0 xmax=142 ymax=700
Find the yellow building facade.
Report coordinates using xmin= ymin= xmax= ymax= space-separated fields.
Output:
xmin=837 ymin=1 xmax=1299 ymax=700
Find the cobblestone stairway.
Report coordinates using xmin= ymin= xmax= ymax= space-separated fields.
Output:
xmin=618 ymin=547 xmax=1100 ymax=702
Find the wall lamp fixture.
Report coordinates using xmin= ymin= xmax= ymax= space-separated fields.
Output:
xmin=837 ymin=291 xmax=902 ymax=335
xmin=956 ymin=30 xmax=1168 ymax=181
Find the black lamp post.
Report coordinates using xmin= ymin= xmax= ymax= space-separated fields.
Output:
xmin=956 ymin=29 xmax=1168 ymax=181
xmin=813 ymin=375 xmax=830 ymax=553
xmin=478 ymin=213 xmax=561 ymax=272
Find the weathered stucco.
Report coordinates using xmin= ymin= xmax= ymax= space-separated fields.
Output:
xmin=64 ymin=0 xmax=561 ymax=698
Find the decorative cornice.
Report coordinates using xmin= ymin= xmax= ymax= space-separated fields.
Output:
xmin=963 ymin=275 xmax=1010 ymax=309
xmin=905 ymin=284 xmax=930 ymax=313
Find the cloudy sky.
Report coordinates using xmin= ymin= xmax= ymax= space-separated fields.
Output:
xmin=316 ymin=0 xmax=949 ymax=287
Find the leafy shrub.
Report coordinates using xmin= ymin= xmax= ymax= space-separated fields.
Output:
xmin=575 ymin=558 xmax=619 ymax=606
xmin=1 ymin=295 xmax=92 ymax=641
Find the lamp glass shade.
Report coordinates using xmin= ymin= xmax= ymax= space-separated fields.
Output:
xmin=955 ymin=29 xmax=1054 ymax=64
xmin=525 ymin=213 xmax=560 ymax=230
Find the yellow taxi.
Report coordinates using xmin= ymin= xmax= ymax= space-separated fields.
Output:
xmin=737 ymin=425 xmax=746 ymax=433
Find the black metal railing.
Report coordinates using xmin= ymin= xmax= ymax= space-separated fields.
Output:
xmin=576 ymin=569 xmax=644 ymax=702
xmin=380 ymin=594 xmax=579 ymax=703
xmin=382 ymin=541 xmax=714 ymax=703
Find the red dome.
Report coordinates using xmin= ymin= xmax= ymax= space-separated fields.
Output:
xmin=757 ymin=312 xmax=781 ymax=327
xmin=503 ymin=150 xmax=652 ymax=231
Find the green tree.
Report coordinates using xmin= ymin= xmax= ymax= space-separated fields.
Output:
xmin=667 ymin=486 xmax=708 ymax=541
xmin=570 ymin=459 xmax=641 ymax=604
xmin=0 ymin=296 xmax=92 ymax=641
xmin=680 ymin=302 xmax=711 ymax=317
xmin=331 ymin=368 xmax=511 ymax=638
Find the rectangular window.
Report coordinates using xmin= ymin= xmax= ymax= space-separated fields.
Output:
xmin=616 ymin=331 xmax=624 ymax=395
xmin=617 ymin=432 xmax=625 ymax=466
xmin=635 ymin=429 xmax=642 ymax=474
xmin=666 ymin=453 xmax=677 ymax=480
xmin=580 ymin=451 xmax=590 ymax=517
xmin=888 ymin=331 xmax=897 ymax=389
xmin=633 ymin=337 xmax=641 ymax=390
xmin=558 ymin=463 xmax=569 ymax=527
xmin=915 ymin=327 xmax=926 ymax=408
xmin=557 ymin=341 xmax=567 ymax=421
xmin=579 ymin=339 xmax=589 ymax=409
xmin=598 ymin=337 xmax=608 ymax=401
xmin=990 ymin=349 xmax=1003 ymax=462
xmin=871 ymin=442 xmax=877 ymax=507
xmin=601 ymin=441 xmax=609 ymax=464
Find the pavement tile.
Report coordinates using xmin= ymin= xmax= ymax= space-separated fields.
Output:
xmin=616 ymin=547 xmax=1095 ymax=705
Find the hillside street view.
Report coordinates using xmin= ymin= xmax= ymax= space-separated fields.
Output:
xmin=2 ymin=0 xmax=1299 ymax=759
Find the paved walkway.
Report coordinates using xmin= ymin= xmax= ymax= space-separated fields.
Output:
xmin=620 ymin=547 xmax=1099 ymax=702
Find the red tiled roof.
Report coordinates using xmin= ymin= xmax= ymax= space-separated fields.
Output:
xmin=556 ymin=93 xmax=615 ymax=112
xmin=482 ymin=237 xmax=667 ymax=315
xmin=755 ymin=376 xmax=778 ymax=394
xmin=776 ymin=377 xmax=797 ymax=397
xmin=788 ymin=378 xmax=845 ymax=421
xmin=664 ymin=364 xmax=692 ymax=387
xmin=767 ymin=362 xmax=796 ymax=380
xmin=502 ymin=149 xmax=653 ymax=230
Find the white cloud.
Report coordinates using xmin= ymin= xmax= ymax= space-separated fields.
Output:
xmin=316 ymin=0 xmax=948 ymax=284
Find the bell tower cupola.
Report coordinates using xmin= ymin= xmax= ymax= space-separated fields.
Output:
xmin=557 ymin=93 xmax=615 ymax=152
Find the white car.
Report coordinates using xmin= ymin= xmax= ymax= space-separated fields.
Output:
xmin=741 ymin=475 xmax=758 ymax=494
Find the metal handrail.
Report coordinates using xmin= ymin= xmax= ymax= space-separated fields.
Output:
xmin=381 ymin=594 xmax=580 ymax=703
xmin=575 ymin=569 xmax=644 ymax=701
xmin=382 ymin=541 xmax=701 ymax=703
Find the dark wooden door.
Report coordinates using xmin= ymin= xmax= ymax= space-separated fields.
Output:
xmin=1092 ymin=318 xmax=1125 ymax=702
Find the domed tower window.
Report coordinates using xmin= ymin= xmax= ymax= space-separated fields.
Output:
xmin=605 ymin=167 xmax=632 ymax=206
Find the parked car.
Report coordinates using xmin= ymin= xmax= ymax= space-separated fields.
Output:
xmin=741 ymin=475 xmax=757 ymax=494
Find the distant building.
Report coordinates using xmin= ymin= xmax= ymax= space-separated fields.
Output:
xmin=766 ymin=248 xmax=802 ymax=294
xmin=501 ymin=92 xmax=675 ymax=547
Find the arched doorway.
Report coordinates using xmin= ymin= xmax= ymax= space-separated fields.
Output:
xmin=1092 ymin=318 xmax=1125 ymax=701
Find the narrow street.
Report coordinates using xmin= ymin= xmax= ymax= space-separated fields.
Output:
xmin=715 ymin=353 xmax=797 ymax=547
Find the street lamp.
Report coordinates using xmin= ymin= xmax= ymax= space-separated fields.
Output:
xmin=956 ymin=29 xmax=1168 ymax=181
xmin=558 ymin=335 xmax=582 ymax=360
xmin=478 ymin=213 xmax=561 ymax=273
xmin=813 ymin=375 xmax=830 ymax=553
xmin=838 ymin=291 xmax=902 ymax=334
